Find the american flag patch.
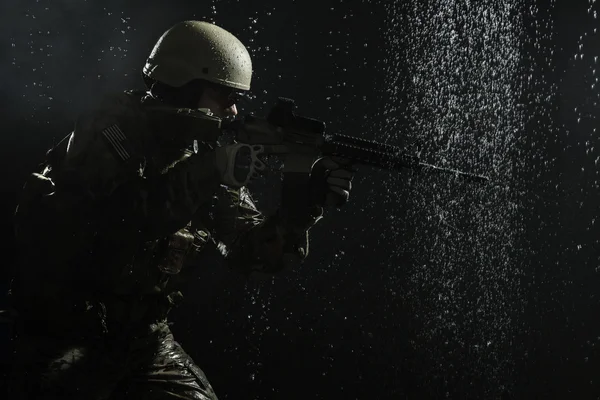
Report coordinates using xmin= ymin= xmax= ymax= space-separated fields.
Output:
xmin=101 ymin=124 xmax=130 ymax=161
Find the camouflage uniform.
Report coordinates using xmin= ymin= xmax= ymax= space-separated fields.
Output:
xmin=7 ymin=90 xmax=321 ymax=400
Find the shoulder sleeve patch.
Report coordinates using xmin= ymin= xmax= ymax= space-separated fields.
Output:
xmin=101 ymin=124 xmax=131 ymax=162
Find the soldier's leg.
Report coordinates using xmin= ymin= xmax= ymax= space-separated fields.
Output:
xmin=7 ymin=333 xmax=127 ymax=400
xmin=110 ymin=327 xmax=219 ymax=400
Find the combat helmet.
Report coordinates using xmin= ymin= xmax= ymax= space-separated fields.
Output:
xmin=143 ymin=21 xmax=252 ymax=91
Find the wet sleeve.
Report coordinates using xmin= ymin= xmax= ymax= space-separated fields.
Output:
xmin=196 ymin=185 xmax=323 ymax=274
xmin=58 ymin=107 xmax=221 ymax=243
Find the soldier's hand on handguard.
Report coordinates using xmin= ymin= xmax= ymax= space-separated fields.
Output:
xmin=214 ymin=143 xmax=266 ymax=188
xmin=310 ymin=156 xmax=355 ymax=208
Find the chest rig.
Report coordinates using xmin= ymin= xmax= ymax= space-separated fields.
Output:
xmin=137 ymin=94 xmax=222 ymax=278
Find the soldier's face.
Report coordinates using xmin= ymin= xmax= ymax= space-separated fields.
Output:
xmin=197 ymin=87 xmax=239 ymax=118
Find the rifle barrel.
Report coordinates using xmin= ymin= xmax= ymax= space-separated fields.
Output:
xmin=324 ymin=135 xmax=489 ymax=183
xmin=416 ymin=163 xmax=489 ymax=183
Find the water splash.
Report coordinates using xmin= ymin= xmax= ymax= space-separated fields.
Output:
xmin=379 ymin=1 xmax=528 ymax=396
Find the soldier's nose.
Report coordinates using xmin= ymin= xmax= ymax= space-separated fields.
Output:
xmin=225 ymin=104 xmax=238 ymax=117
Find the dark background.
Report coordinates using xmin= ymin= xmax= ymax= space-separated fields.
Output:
xmin=1 ymin=0 xmax=599 ymax=399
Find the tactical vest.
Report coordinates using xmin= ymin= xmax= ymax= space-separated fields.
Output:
xmin=12 ymin=91 xmax=220 ymax=335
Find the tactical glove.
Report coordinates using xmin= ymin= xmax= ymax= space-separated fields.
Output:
xmin=310 ymin=156 xmax=354 ymax=207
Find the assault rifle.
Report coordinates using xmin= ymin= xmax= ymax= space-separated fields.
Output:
xmin=222 ymin=97 xmax=488 ymax=182
xmin=221 ymin=97 xmax=488 ymax=224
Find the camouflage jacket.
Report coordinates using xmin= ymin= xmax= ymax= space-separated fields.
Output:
xmin=11 ymin=90 xmax=322 ymax=335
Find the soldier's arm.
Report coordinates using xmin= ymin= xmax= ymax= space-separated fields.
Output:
xmin=193 ymin=185 xmax=322 ymax=274
xmin=50 ymin=96 xmax=221 ymax=242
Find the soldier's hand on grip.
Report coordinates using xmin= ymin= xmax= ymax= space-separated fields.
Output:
xmin=214 ymin=143 xmax=266 ymax=188
xmin=310 ymin=156 xmax=354 ymax=208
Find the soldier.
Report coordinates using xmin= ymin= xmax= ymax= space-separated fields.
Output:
xmin=6 ymin=21 xmax=353 ymax=399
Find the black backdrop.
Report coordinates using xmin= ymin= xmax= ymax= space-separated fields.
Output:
xmin=1 ymin=0 xmax=599 ymax=399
